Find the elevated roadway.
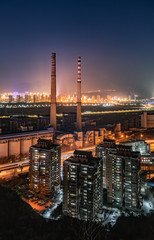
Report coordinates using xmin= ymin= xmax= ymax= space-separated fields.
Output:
xmin=0 ymin=145 xmax=96 ymax=178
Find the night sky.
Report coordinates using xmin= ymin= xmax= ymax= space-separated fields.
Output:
xmin=0 ymin=0 xmax=154 ymax=97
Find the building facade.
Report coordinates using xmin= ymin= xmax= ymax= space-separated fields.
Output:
xmin=96 ymin=140 xmax=141 ymax=210
xmin=63 ymin=150 xmax=103 ymax=221
xmin=29 ymin=139 xmax=61 ymax=195
xmin=122 ymin=140 xmax=154 ymax=180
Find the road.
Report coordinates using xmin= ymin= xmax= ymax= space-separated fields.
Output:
xmin=0 ymin=160 xmax=30 ymax=171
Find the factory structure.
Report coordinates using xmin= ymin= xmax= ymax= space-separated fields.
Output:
xmin=1 ymin=53 xmax=154 ymax=165
xmin=0 ymin=129 xmax=54 ymax=164
xmin=0 ymin=52 xmax=113 ymax=164
xmin=1 ymin=53 xmax=154 ymax=222
xmin=2 ymin=52 xmax=154 ymax=165
xmin=77 ymin=57 xmax=82 ymax=132
xmin=54 ymin=53 xmax=112 ymax=150
xmin=50 ymin=53 xmax=57 ymax=130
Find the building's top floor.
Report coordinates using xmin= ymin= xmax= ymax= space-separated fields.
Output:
xmin=115 ymin=151 xmax=140 ymax=159
xmin=121 ymin=140 xmax=150 ymax=155
xmin=31 ymin=138 xmax=60 ymax=151
xmin=97 ymin=139 xmax=150 ymax=154
xmin=74 ymin=150 xmax=93 ymax=159
xmin=64 ymin=150 xmax=101 ymax=167
xmin=97 ymin=141 xmax=131 ymax=151
xmin=103 ymin=139 xmax=115 ymax=144
xmin=97 ymin=139 xmax=116 ymax=149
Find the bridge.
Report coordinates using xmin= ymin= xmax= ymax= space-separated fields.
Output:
xmin=0 ymin=146 xmax=96 ymax=178
xmin=0 ymin=160 xmax=29 ymax=172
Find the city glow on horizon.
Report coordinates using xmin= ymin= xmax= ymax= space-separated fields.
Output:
xmin=0 ymin=91 xmax=138 ymax=104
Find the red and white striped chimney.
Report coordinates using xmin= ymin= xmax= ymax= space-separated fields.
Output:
xmin=77 ymin=56 xmax=82 ymax=131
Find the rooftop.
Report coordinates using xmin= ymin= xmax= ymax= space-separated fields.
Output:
xmin=65 ymin=150 xmax=101 ymax=166
xmin=74 ymin=150 xmax=93 ymax=159
xmin=31 ymin=138 xmax=60 ymax=150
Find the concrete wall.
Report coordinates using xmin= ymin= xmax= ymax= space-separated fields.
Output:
xmin=0 ymin=141 xmax=8 ymax=159
xmin=0 ymin=132 xmax=54 ymax=163
xmin=141 ymin=112 xmax=154 ymax=129
xmin=147 ymin=115 xmax=154 ymax=128
xmin=141 ymin=112 xmax=147 ymax=128
xmin=39 ymin=135 xmax=52 ymax=140
xmin=20 ymin=138 xmax=32 ymax=156
xmin=32 ymin=137 xmax=38 ymax=145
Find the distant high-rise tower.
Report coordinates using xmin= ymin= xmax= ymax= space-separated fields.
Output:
xmin=50 ymin=53 xmax=57 ymax=130
xmin=77 ymin=57 xmax=82 ymax=131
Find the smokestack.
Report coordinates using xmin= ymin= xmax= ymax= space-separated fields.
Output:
xmin=50 ymin=52 xmax=56 ymax=130
xmin=77 ymin=56 xmax=82 ymax=131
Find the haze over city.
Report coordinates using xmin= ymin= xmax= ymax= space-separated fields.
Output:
xmin=1 ymin=0 xmax=154 ymax=97
xmin=1 ymin=1 xmax=154 ymax=240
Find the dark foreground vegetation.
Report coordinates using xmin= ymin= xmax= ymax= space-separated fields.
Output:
xmin=0 ymin=185 xmax=154 ymax=240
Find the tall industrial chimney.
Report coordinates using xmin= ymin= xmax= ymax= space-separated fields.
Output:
xmin=50 ymin=52 xmax=56 ymax=130
xmin=77 ymin=56 xmax=82 ymax=131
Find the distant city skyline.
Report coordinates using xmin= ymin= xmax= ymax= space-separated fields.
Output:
xmin=0 ymin=90 xmax=132 ymax=104
xmin=0 ymin=0 xmax=154 ymax=97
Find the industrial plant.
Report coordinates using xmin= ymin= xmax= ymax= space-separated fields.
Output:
xmin=0 ymin=53 xmax=154 ymax=226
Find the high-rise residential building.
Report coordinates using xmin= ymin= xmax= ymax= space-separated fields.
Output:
xmin=33 ymin=94 xmax=38 ymax=103
xmin=95 ymin=140 xmax=116 ymax=202
xmin=9 ymin=95 xmax=14 ymax=103
xmin=122 ymin=140 xmax=154 ymax=179
xmin=122 ymin=140 xmax=150 ymax=154
xmin=25 ymin=94 xmax=31 ymax=103
xmin=140 ymin=154 xmax=154 ymax=179
xmin=91 ymin=96 xmax=95 ymax=103
xmin=96 ymin=95 xmax=101 ymax=103
xmin=107 ymin=95 xmax=112 ymax=103
xmin=29 ymin=139 xmax=61 ymax=195
xmin=113 ymin=146 xmax=141 ymax=210
xmin=96 ymin=140 xmax=141 ymax=210
xmin=63 ymin=150 xmax=103 ymax=221
xmin=16 ymin=95 xmax=21 ymax=103
xmin=124 ymin=151 xmax=141 ymax=210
